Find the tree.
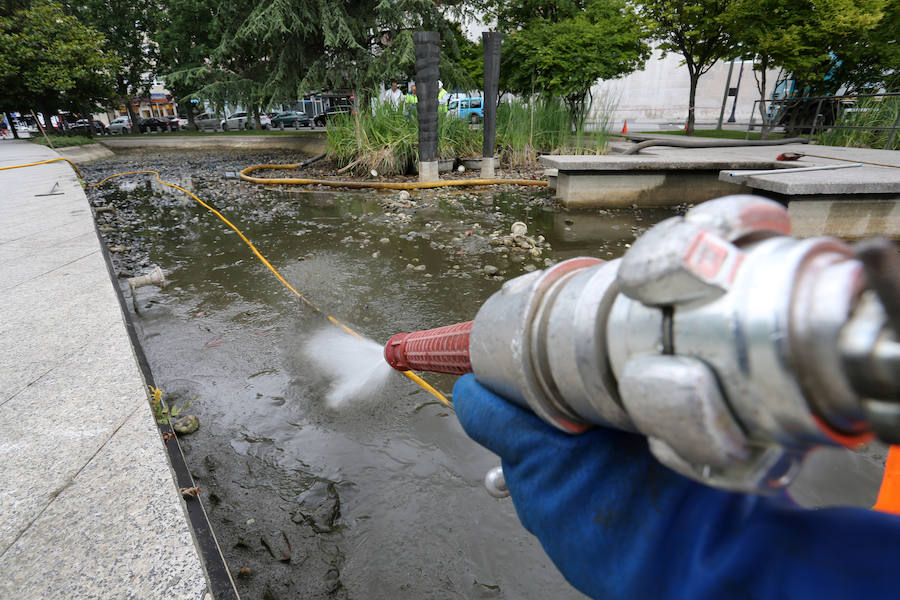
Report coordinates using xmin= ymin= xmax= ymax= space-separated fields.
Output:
xmin=728 ymin=0 xmax=886 ymax=137
xmin=496 ymin=0 xmax=651 ymax=125
xmin=641 ymin=0 xmax=736 ymax=134
xmin=0 ymin=1 xmax=117 ymax=136
xmin=175 ymin=0 xmax=478 ymax=114
xmin=71 ymin=0 xmax=159 ymax=126
xmin=156 ymin=0 xmax=220 ymax=129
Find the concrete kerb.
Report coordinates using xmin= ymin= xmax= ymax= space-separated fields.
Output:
xmin=99 ymin=133 xmax=327 ymax=154
xmin=0 ymin=141 xmax=233 ymax=599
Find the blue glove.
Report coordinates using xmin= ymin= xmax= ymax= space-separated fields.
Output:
xmin=453 ymin=373 xmax=900 ymax=600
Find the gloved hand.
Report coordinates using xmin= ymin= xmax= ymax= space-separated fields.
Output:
xmin=453 ymin=373 xmax=900 ymax=600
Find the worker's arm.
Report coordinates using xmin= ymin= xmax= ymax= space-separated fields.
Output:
xmin=453 ymin=373 xmax=900 ymax=600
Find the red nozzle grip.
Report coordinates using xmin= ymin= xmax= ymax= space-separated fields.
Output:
xmin=384 ymin=321 xmax=474 ymax=375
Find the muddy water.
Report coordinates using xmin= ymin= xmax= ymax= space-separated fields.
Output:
xmin=84 ymin=151 xmax=679 ymax=599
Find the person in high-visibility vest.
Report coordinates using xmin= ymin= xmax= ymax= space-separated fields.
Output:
xmin=404 ymin=83 xmax=418 ymax=119
xmin=437 ymin=80 xmax=449 ymax=114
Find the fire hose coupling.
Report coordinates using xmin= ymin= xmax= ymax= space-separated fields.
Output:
xmin=385 ymin=194 xmax=900 ymax=494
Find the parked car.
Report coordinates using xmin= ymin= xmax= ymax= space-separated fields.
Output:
xmin=108 ymin=116 xmax=133 ymax=134
xmin=138 ymin=117 xmax=171 ymax=133
xmin=448 ymin=97 xmax=484 ymax=123
xmin=162 ymin=115 xmax=188 ymax=131
xmin=194 ymin=113 xmax=222 ymax=131
xmin=270 ymin=111 xmax=311 ymax=129
xmin=313 ymin=105 xmax=352 ymax=127
xmin=222 ymin=112 xmax=251 ymax=131
xmin=72 ymin=119 xmax=109 ymax=135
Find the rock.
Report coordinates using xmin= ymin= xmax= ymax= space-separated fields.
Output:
xmin=489 ymin=238 xmax=502 ymax=247
xmin=379 ymin=237 xmax=390 ymax=244
xmin=238 ymin=567 xmax=252 ymax=578
xmin=292 ymin=481 xmax=340 ymax=533
xmin=397 ymin=190 xmax=410 ymax=202
xmin=523 ymin=264 xmax=537 ymax=272
xmin=530 ymin=248 xmax=542 ymax=257
xmin=261 ymin=530 xmax=292 ymax=562
xmin=172 ymin=415 xmax=200 ymax=434
xmin=371 ymin=251 xmax=380 ymax=259
xmin=108 ymin=245 xmax=126 ymax=253
xmin=483 ymin=265 xmax=499 ymax=276
xmin=510 ymin=221 xmax=527 ymax=236
xmin=413 ymin=264 xmax=427 ymax=271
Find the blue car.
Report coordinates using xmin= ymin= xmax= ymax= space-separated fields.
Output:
xmin=448 ymin=97 xmax=484 ymax=123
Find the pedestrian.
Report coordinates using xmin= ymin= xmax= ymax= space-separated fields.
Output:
xmin=437 ymin=81 xmax=449 ymax=114
xmin=0 ymin=120 xmax=7 ymax=139
xmin=404 ymin=84 xmax=418 ymax=119
xmin=381 ymin=80 xmax=403 ymax=109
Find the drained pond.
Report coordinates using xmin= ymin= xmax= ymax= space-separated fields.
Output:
xmin=84 ymin=150 xmax=681 ymax=599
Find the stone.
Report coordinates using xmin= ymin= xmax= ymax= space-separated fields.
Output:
xmin=413 ymin=264 xmax=427 ymax=271
xmin=523 ymin=264 xmax=537 ymax=272
xmin=379 ymin=237 xmax=390 ymax=244
xmin=260 ymin=530 xmax=292 ymax=562
xmin=292 ymin=482 xmax=340 ymax=533
xmin=172 ymin=415 xmax=199 ymax=435
xmin=397 ymin=190 xmax=411 ymax=202
xmin=510 ymin=222 xmax=527 ymax=236
xmin=483 ymin=265 xmax=499 ymax=276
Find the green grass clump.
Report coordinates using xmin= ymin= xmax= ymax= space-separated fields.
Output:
xmin=496 ymin=98 xmax=612 ymax=168
xmin=326 ymin=95 xmax=616 ymax=174
xmin=817 ymin=96 xmax=900 ymax=150
xmin=30 ymin=134 xmax=96 ymax=147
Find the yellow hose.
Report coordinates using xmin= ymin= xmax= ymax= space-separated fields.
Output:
xmin=0 ymin=157 xmax=84 ymax=179
xmin=4 ymin=158 xmax=451 ymax=407
xmin=240 ymin=163 xmax=548 ymax=189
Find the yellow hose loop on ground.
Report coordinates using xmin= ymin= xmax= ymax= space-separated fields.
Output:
xmin=240 ymin=163 xmax=548 ymax=189
xmin=87 ymin=170 xmax=451 ymax=407
xmin=0 ymin=157 xmax=84 ymax=179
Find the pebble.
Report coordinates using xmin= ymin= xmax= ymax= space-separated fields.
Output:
xmin=483 ymin=265 xmax=499 ymax=276
xmin=523 ymin=264 xmax=537 ymax=272
xmin=397 ymin=190 xmax=410 ymax=202
xmin=511 ymin=221 xmax=527 ymax=235
xmin=173 ymin=414 xmax=200 ymax=434
xmin=413 ymin=264 xmax=427 ymax=271
xmin=371 ymin=251 xmax=380 ymax=258
xmin=260 ymin=530 xmax=292 ymax=562
xmin=379 ymin=237 xmax=390 ymax=244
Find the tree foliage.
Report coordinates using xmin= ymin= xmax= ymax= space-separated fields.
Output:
xmin=70 ymin=0 xmax=159 ymax=122
xmin=728 ymin=0 xmax=887 ymax=136
xmin=0 ymin=1 xmax=118 ymax=119
xmin=641 ymin=0 xmax=736 ymax=133
xmin=497 ymin=0 xmax=650 ymax=125
xmin=176 ymin=0 xmax=476 ymax=112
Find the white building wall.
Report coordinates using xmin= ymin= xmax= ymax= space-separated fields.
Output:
xmin=589 ymin=49 xmax=782 ymax=128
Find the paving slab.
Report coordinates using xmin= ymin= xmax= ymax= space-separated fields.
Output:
xmin=541 ymin=142 xmax=900 ymax=206
xmin=0 ymin=141 xmax=211 ymax=599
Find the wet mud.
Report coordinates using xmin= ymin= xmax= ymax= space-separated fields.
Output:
xmin=83 ymin=150 xmax=680 ymax=599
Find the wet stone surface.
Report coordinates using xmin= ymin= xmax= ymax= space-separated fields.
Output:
xmin=82 ymin=150 xmax=681 ymax=599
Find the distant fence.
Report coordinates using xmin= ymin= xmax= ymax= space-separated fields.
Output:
xmin=747 ymin=92 xmax=900 ymax=150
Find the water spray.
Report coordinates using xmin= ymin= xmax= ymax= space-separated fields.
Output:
xmin=384 ymin=194 xmax=900 ymax=495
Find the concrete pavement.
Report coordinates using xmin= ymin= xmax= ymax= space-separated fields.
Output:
xmin=0 ymin=141 xmax=213 ymax=598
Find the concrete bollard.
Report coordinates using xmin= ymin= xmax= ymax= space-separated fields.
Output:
xmin=482 ymin=32 xmax=502 ymax=179
xmin=414 ymin=31 xmax=440 ymax=183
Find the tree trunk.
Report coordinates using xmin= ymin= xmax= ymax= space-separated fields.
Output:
xmin=83 ymin=103 xmax=94 ymax=139
xmin=125 ymin=100 xmax=140 ymax=132
xmin=42 ymin=108 xmax=55 ymax=133
xmin=757 ymin=66 xmax=769 ymax=140
xmin=686 ymin=71 xmax=699 ymax=135
xmin=186 ymin=101 xmax=197 ymax=131
xmin=252 ymin=105 xmax=262 ymax=130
